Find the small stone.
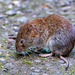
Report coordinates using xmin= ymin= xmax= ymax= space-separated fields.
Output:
xmin=72 ymin=49 xmax=75 ymax=52
xmin=2 ymin=26 xmax=6 ymax=30
xmin=42 ymin=74 xmax=48 ymax=75
xmin=17 ymin=17 xmax=28 ymax=22
xmin=1 ymin=66 xmax=4 ymax=68
xmin=46 ymin=11 xmax=54 ymax=15
xmin=22 ymin=4 xmax=26 ymax=8
xmin=0 ymin=0 xmax=4 ymax=2
xmin=31 ymin=67 xmax=35 ymax=71
xmin=15 ymin=32 xmax=18 ymax=35
xmin=8 ymin=4 xmax=13 ymax=9
xmin=5 ymin=10 xmax=16 ymax=16
xmin=1 ymin=50 xmax=7 ymax=52
xmin=62 ymin=6 xmax=71 ymax=11
xmin=0 ymin=15 xmax=7 ymax=18
xmin=45 ymin=63 xmax=52 ymax=66
xmin=31 ymin=72 xmax=40 ymax=75
xmin=4 ymin=20 xmax=9 ymax=24
xmin=3 ymin=68 xmax=9 ymax=72
xmin=16 ymin=11 xmax=22 ymax=14
xmin=34 ymin=69 xmax=40 ymax=73
xmin=2 ymin=32 xmax=8 ymax=38
xmin=10 ymin=30 xmax=15 ymax=35
xmin=46 ymin=67 xmax=50 ymax=71
xmin=13 ymin=1 xmax=20 ymax=6
xmin=0 ymin=58 xmax=5 ymax=62
xmin=7 ymin=45 xmax=11 ymax=49
xmin=5 ymin=0 xmax=12 ymax=4
xmin=34 ymin=60 xmax=41 ymax=63
xmin=57 ymin=60 xmax=64 ymax=64
xmin=5 ymin=63 xmax=14 ymax=68
xmin=13 ymin=26 xmax=19 ymax=32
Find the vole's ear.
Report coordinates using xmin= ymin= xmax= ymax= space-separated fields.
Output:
xmin=29 ymin=24 xmax=37 ymax=32
xmin=30 ymin=24 xmax=37 ymax=29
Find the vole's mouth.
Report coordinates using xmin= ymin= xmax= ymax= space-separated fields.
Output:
xmin=16 ymin=46 xmax=37 ymax=55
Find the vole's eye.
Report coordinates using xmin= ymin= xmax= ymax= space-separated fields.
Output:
xmin=21 ymin=40 xmax=24 ymax=43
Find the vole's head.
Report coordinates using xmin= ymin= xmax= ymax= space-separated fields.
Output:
xmin=15 ymin=22 xmax=40 ymax=53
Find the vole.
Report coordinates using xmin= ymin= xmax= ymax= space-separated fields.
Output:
xmin=15 ymin=14 xmax=75 ymax=70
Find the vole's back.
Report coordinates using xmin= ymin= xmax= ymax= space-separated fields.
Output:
xmin=45 ymin=14 xmax=74 ymax=56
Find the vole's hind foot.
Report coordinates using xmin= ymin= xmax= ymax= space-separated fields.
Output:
xmin=39 ymin=53 xmax=52 ymax=57
xmin=60 ymin=56 xmax=69 ymax=71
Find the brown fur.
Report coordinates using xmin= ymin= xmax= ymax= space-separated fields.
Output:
xmin=16 ymin=14 xmax=75 ymax=54
xmin=16 ymin=14 xmax=75 ymax=70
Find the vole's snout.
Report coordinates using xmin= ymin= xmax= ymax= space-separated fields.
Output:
xmin=16 ymin=39 xmax=26 ymax=53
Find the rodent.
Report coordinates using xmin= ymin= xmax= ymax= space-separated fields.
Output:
xmin=15 ymin=14 xmax=75 ymax=70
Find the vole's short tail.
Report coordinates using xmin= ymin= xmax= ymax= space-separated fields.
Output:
xmin=60 ymin=56 xmax=69 ymax=70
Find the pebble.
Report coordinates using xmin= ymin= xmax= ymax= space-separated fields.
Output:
xmin=5 ymin=10 xmax=16 ymax=16
xmin=2 ymin=32 xmax=8 ymax=38
xmin=13 ymin=1 xmax=20 ymax=6
xmin=42 ymin=73 xmax=48 ymax=75
xmin=0 ymin=0 xmax=4 ymax=2
xmin=45 ymin=63 xmax=52 ymax=66
xmin=13 ymin=26 xmax=19 ymax=32
xmin=15 ymin=32 xmax=18 ymax=35
xmin=46 ymin=11 xmax=54 ymax=14
xmin=16 ymin=11 xmax=22 ymax=15
xmin=7 ymin=44 xmax=11 ymax=49
xmin=8 ymin=4 xmax=13 ymax=9
xmin=31 ymin=67 xmax=35 ymax=71
xmin=22 ymin=4 xmax=26 ymax=8
xmin=5 ymin=0 xmax=12 ymax=4
xmin=4 ymin=20 xmax=9 ymax=24
xmin=0 ymin=50 xmax=7 ymax=52
xmin=10 ymin=30 xmax=15 ymax=35
xmin=5 ymin=63 xmax=14 ymax=68
xmin=34 ymin=69 xmax=40 ymax=73
xmin=46 ymin=67 xmax=50 ymax=71
xmin=34 ymin=60 xmax=41 ymax=63
xmin=3 ymin=68 xmax=9 ymax=72
xmin=57 ymin=60 xmax=64 ymax=64
xmin=0 ymin=15 xmax=7 ymax=18
xmin=61 ymin=6 xmax=71 ymax=11
xmin=0 ymin=58 xmax=5 ymax=62
xmin=2 ymin=26 xmax=7 ymax=30
xmin=72 ymin=49 xmax=75 ymax=52
xmin=31 ymin=72 xmax=40 ymax=75
xmin=17 ymin=17 xmax=28 ymax=22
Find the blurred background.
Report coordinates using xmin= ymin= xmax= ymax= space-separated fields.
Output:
xmin=0 ymin=0 xmax=75 ymax=75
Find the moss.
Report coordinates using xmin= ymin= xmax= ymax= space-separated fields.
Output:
xmin=41 ymin=57 xmax=47 ymax=60
xmin=0 ymin=62 xmax=2 ymax=69
xmin=0 ymin=46 xmax=7 ymax=49
xmin=15 ymin=14 xmax=21 ymax=17
xmin=68 ymin=68 xmax=75 ymax=74
xmin=73 ymin=63 xmax=75 ymax=67
xmin=8 ymin=52 xmax=14 ymax=56
xmin=23 ymin=60 xmax=31 ymax=65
